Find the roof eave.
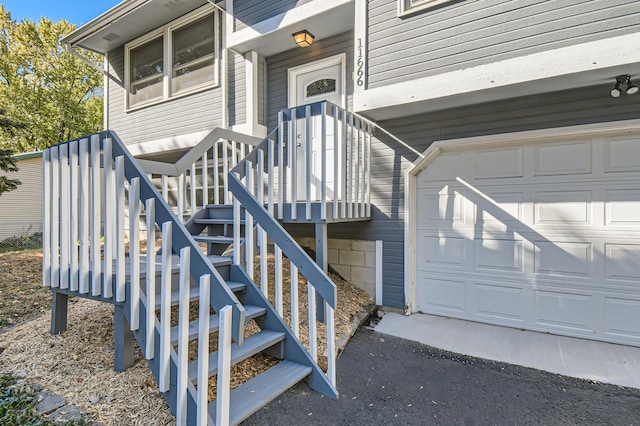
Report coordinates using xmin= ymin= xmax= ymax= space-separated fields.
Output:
xmin=60 ymin=0 xmax=149 ymax=52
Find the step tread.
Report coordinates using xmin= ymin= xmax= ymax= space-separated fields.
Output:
xmin=193 ymin=218 xmax=245 ymax=225
xmin=169 ymin=304 xmax=266 ymax=345
xmin=207 ymin=360 xmax=312 ymax=424
xmin=187 ymin=330 xmax=286 ymax=382
xmin=193 ymin=235 xmax=238 ymax=244
xmin=152 ymin=281 xmax=246 ymax=308
xmin=126 ymin=254 xmax=231 ymax=279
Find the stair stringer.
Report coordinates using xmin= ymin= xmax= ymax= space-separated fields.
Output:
xmin=229 ymin=265 xmax=339 ymax=399
xmin=122 ymin=290 xmax=210 ymax=426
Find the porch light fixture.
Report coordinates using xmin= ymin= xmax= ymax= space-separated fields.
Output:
xmin=292 ymin=30 xmax=314 ymax=48
xmin=611 ymin=74 xmax=638 ymax=97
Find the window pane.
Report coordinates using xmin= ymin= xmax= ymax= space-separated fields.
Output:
xmin=172 ymin=14 xmax=215 ymax=93
xmin=129 ymin=36 xmax=164 ymax=106
xmin=306 ymin=79 xmax=336 ymax=98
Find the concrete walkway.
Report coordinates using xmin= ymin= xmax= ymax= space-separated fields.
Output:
xmin=375 ymin=312 xmax=640 ymax=390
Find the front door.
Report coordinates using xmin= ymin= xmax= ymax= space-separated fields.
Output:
xmin=288 ymin=54 xmax=345 ymax=201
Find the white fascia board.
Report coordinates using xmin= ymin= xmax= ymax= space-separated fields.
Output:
xmin=227 ymin=0 xmax=353 ymax=54
xmin=61 ymin=0 xmax=148 ymax=49
xmin=355 ymin=32 xmax=640 ymax=119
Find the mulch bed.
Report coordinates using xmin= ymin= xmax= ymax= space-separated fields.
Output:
xmin=0 ymin=249 xmax=373 ymax=425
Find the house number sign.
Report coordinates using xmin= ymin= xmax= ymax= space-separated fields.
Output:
xmin=356 ymin=38 xmax=364 ymax=87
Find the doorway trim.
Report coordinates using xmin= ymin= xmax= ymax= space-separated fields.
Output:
xmin=287 ymin=53 xmax=347 ymax=109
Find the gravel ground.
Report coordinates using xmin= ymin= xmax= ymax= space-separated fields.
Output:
xmin=245 ymin=327 xmax=640 ymax=425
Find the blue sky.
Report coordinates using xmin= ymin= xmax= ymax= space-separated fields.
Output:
xmin=2 ymin=1 xmax=122 ymax=26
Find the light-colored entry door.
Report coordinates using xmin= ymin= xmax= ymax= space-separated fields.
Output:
xmin=288 ymin=54 xmax=346 ymax=201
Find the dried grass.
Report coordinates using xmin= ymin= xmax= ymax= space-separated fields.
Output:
xmin=0 ymin=250 xmax=50 ymax=329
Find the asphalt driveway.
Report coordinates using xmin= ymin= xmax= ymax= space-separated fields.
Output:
xmin=244 ymin=328 xmax=640 ymax=425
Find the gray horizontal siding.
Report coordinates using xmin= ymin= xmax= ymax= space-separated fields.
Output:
xmin=107 ymin=46 xmax=223 ymax=147
xmin=266 ymin=31 xmax=413 ymax=307
xmin=368 ymin=0 xmax=640 ymax=88
xmin=266 ymin=31 xmax=354 ymax=129
xmin=233 ymin=0 xmax=313 ymax=31
xmin=331 ymin=82 xmax=640 ymax=308
xmin=229 ymin=50 xmax=246 ymax=127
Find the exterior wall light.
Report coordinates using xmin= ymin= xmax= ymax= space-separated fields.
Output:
xmin=292 ymin=30 xmax=314 ymax=48
xmin=611 ymin=74 xmax=638 ymax=97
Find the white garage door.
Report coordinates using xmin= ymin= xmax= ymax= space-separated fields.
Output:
xmin=415 ymin=131 xmax=640 ymax=347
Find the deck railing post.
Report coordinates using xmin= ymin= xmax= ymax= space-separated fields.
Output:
xmin=216 ymin=305 xmax=233 ymax=426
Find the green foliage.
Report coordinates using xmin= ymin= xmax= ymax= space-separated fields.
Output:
xmin=0 ymin=373 xmax=91 ymax=425
xmin=0 ymin=147 xmax=20 ymax=194
xmin=0 ymin=373 xmax=45 ymax=425
xmin=0 ymin=6 xmax=103 ymax=153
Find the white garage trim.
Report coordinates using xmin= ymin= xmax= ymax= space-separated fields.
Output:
xmin=405 ymin=118 xmax=640 ymax=317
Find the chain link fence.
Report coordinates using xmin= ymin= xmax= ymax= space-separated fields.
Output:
xmin=0 ymin=232 xmax=42 ymax=253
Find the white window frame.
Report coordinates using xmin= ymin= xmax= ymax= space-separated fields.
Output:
xmin=398 ymin=0 xmax=454 ymax=16
xmin=124 ymin=5 xmax=219 ymax=111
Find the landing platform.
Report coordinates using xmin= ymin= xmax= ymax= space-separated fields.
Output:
xmin=275 ymin=202 xmax=371 ymax=224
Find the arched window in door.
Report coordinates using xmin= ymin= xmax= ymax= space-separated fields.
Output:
xmin=305 ymin=78 xmax=336 ymax=98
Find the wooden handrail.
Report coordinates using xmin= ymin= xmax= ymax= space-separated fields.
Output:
xmin=137 ymin=127 xmax=262 ymax=176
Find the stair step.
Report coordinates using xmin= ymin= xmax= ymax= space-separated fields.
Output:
xmin=205 ymin=204 xmax=234 ymax=210
xmin=187 ymin=330 xmax=286 ymax=383
xmin=169 ymin=304 xmax=266 ymax=345
xmin=193 ymin=218 xmax=245 ymax=225
xmin=193 ymin=236 xmax=238 ymax=244
xmin=153 ymin=281 xmax=246 ymax=309
xmin=207 ymin=360 xmax=312 ymax=424
xmin=128 ymin=255 xmax=231 ymax=279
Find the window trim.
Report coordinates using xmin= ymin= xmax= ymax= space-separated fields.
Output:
xmin=398 ymin=0 xmax=454 ymax=17
xmin=124 ymin=5 xmax=219 ymax=111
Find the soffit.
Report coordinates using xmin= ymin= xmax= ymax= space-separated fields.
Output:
xmin=227 ymin=0 xmax=354 ymax=57
xmin=62 ymin=0 xmax=211 ymax=54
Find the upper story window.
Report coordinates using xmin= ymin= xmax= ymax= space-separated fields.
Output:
xmin=125 ymin=5 xmax=219 ymax=110
xmin=398 ymin=0 xmax=454 ymax=16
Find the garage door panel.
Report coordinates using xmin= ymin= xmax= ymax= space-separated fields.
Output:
xmin=474 ymin=192 xmax=523 ymax=226
xmin=605 ymin=243 xmax=640 ymax=282
xmin=474 ymin=282 xmax=525 ymax=322
xmin=605 ymin=189 xmax=640 ymax=226
xmin=474 ymin=238 xmax=523 ymax=272
xmin=474 ymin=147 xmax=523 ymax=179
xmin=534 ymin=241 xmax=592 ymax=277
xmin=605 ymin=136 xmax=640 ymax=172
xmin=417 ymin=190 xmax=466 ymax=226
xmin=534 ymin=140 xmax=591 ymax=176
xmin=534 ymin=191 xmax=592 ymax=226
xmin=417 ymin=275 xmax=466 ymax=314
xmin=604 ymin=297 xmax=640 ymax=340
xmin=417 ymin=234 xmax=465 ymax=269
xmin=534 ymin=290 xmax=594 ymax=333
xmin=417 ymin=152 xmax=464 ymax=183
